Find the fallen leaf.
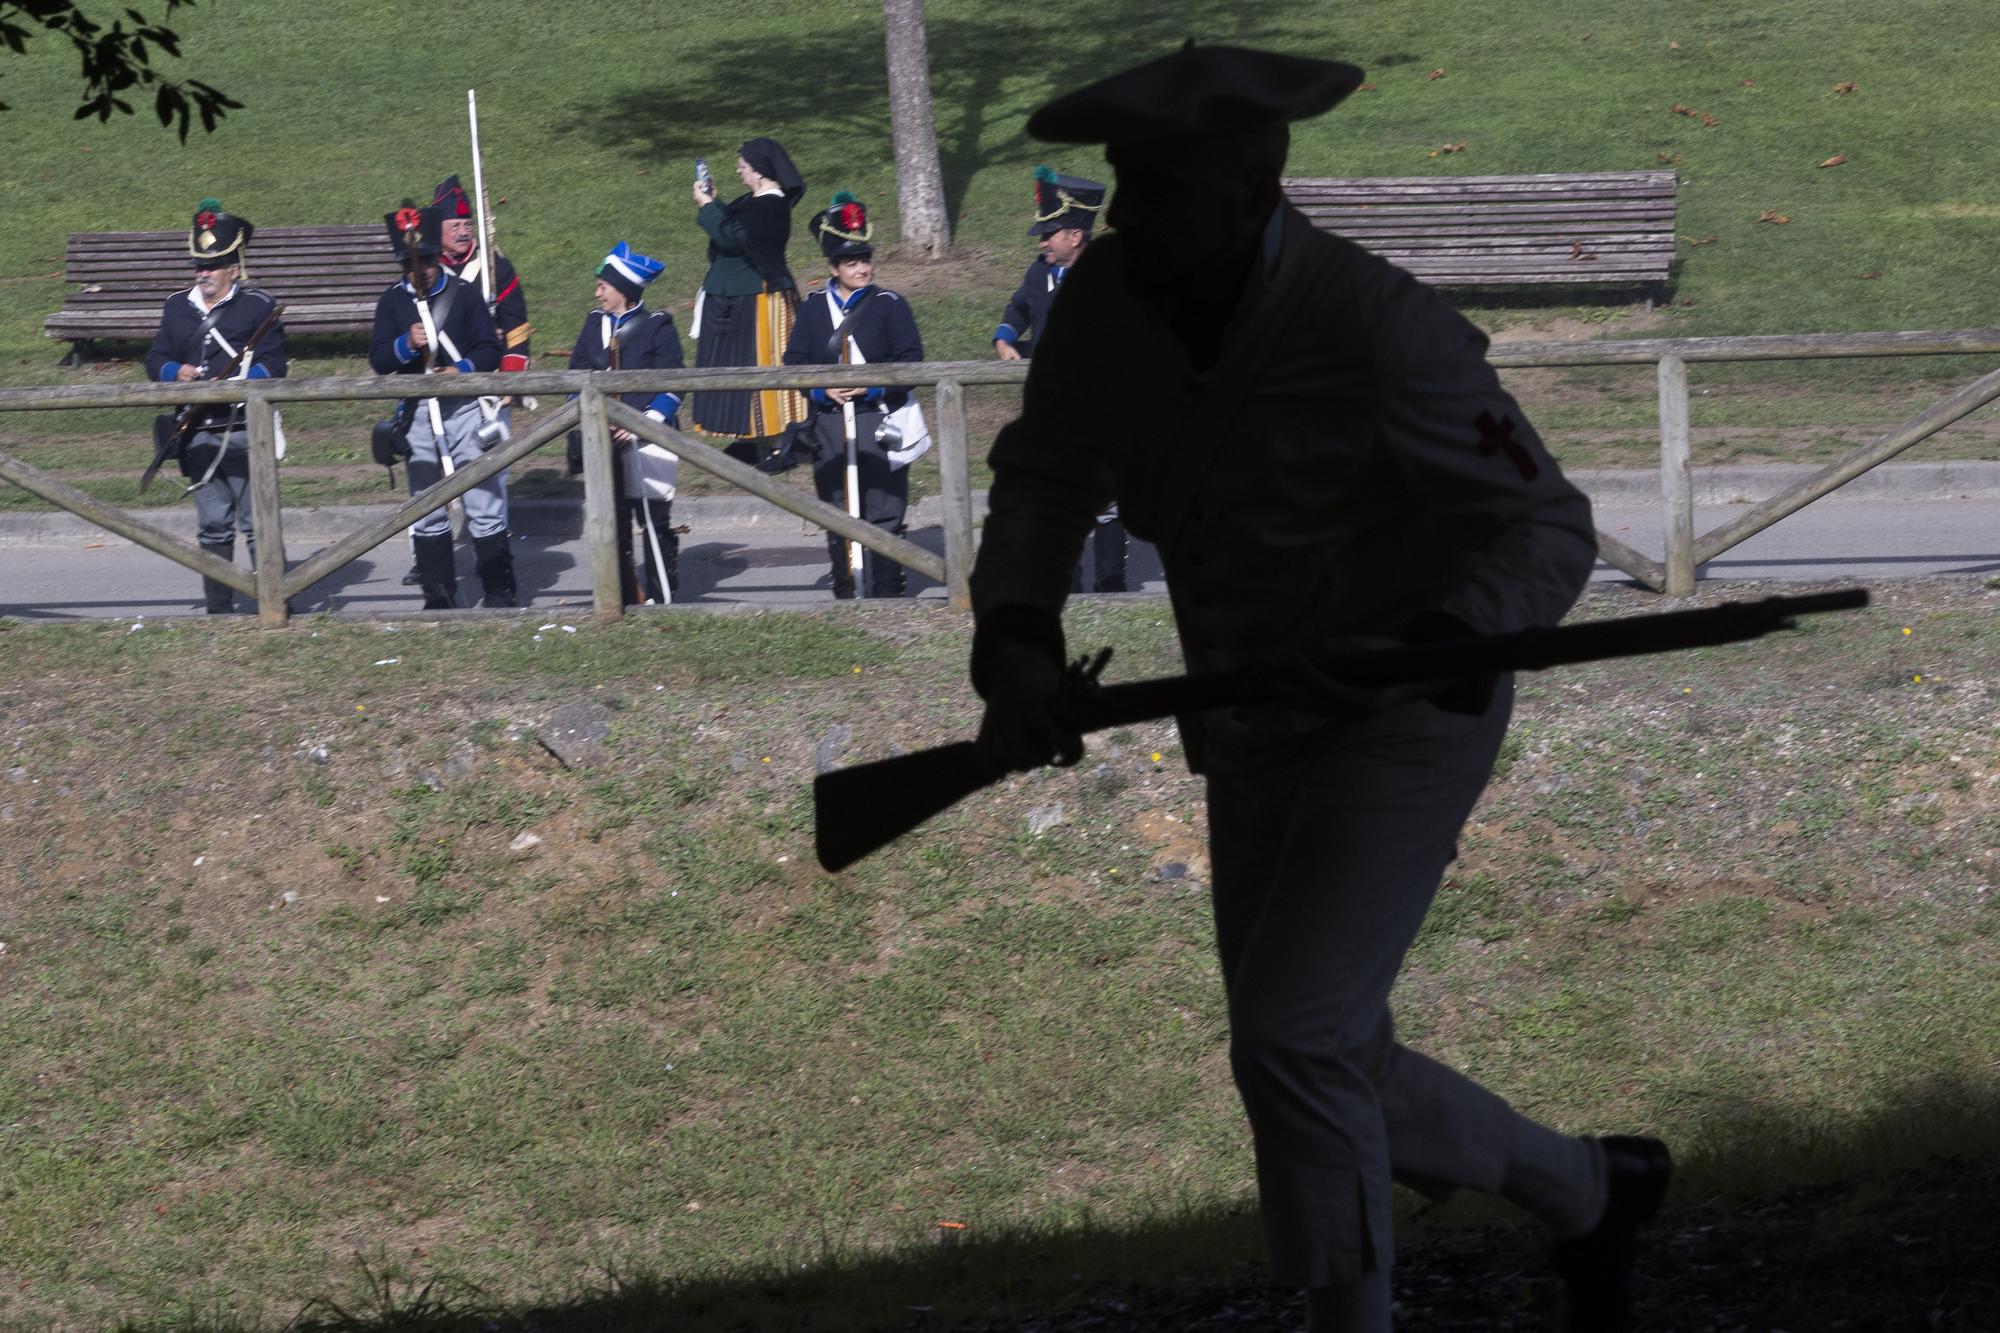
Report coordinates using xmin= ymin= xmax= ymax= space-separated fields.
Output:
xmin=1669 ymin=40 xmax=1682 ymax=49
xmin=83 ymin=541 xmax=106 ymax=549
xmin=1740 ymin=78 xmax=1757 ymax=87
xmin=1859 ymin=270 xmax=1882 ymax=279
xmin=1833 ymin=81 xmax=1857 ymax=94
xmin=1679 ymin=297 xmax=1696 ymax=306
xmin=1756 ymin=210 xmax=1791 ymax=224
xmin=1582 ymin=32 xmax=1593 ymax=41
xmin=1357 ymin=82 xmax=1377 ymax=92
xmin=1569 ymin=239 xmax=1599 ymax=261
xmin=1700 ymin=113 xmax=1719 ymax=127
xmin=1685 ymin=234 xmax=1719 ymax=247
xmin=1672 ymin=104 xmax=1693 ymax=116
xmin=1818 ymin=153 xmax=1847 ymax=168
xmin=1426 ymin=67 xmax=1446 ymax=80
xmin=1428 ymin=141 xmax=1468 ymax=157
xmin=1655 ymin=152 xmax=1683 ymax=165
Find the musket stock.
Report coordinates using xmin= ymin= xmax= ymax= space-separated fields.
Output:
xmin=139 ymin=298 xmax=286 ymax=494
xmin=813 ymin=588 xmax=1870 ymax=872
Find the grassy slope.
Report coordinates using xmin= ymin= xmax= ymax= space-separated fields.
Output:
xmin=0 ymin=584 xmax=1996 ymax=1329
xmin=2 ymin=0 xmax=1998 ymax=513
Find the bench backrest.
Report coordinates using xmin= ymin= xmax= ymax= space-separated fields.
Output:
xmin=48 ymin=225 xmax=400 ymax=340
xmin=1281 ymin=171 xmax=1677 ymax=286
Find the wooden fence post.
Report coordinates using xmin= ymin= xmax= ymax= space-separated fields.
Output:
xmin=933 ymin=378 xmax=974 ymax=610
xmin=245 ymin=389 xmax=289 ymax=624
xmin=1657 ymin=354 xmax=1695 ymax=597
xmin=578 ymin=384 xmax=623 ymax=621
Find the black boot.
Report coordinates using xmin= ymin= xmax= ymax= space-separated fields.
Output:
xmin=199 ymin=538 xmax=236 ymax=614
xmin=825 ymin=533 xmax=856 ymax=600
xmin=401 ymin=561 xmax=423 ymax=586
xmin=1554 ymin=1135 xmax=1672 ymax=1331
xmin=472 ymin=533 xmax=517 ymax=608
xmin=411 ymin=531 xmax=458 ymax=610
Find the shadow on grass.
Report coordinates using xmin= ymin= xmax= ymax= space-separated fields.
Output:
xmin=557 ymin=4 xmax=1304 ymax=228
xmin=120 ymin=1076 xmax=2000 ymax=1332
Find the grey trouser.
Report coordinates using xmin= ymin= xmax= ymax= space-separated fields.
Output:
xmin=405 ymin=400 xmax=508 ymax=539
xmin=187 ymin=427 xmax=254 ymax=551
xmin=1203 ymin=677 xmax=1601 ymax=1293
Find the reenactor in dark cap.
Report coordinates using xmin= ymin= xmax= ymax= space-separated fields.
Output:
xmin=993 ymin=165 xmax=1126 ymax=593
xmin=392 ymin=175 xmax=535 ymax=590
xmin=143 ymin=198 xmax=287 ymax=614
xmin=783 ymin=193 xmax=927 ymax=599
xmin=368 ymin=203 xmax=506 ymax=610
xmin=967 ymin=44 xmax=1666 ymax=1332
xmin=565 ymin=242 xmax=688 ymax=605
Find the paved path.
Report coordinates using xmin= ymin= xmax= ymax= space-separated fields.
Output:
xmin=2 ymin=465 xmax=1997 ymax=621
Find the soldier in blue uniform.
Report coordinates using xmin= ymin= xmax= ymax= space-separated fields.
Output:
xmin=144 ymin=199 xmax=287 ymax=615
xmin=566 ymin=242 xmax=688 ymax=605
xmin=969 ymin=45 xmax=1671 ymax=1332
xmin=783 ymin=194 xmax=927 ymax=599
xmin=993 ymin=167 xmax=1126 ymax=593
xmin=369 ymin=203 xmax=504 ymax=610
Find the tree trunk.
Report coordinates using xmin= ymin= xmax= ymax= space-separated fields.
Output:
xmin=883 ymin=0 xmax=951 ymax=258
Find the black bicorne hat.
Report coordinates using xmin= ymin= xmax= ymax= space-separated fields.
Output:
xmin=1027 ymin=42 xmax=1365 ymax=146
xmin=432 ymin=174 xmax=474 ymax=219
xmin=1028 ymin=167 xmax=1106 ymax=237
xmin=188 ymin=198 xmax=254 ymax=269
xmin=812 ymin=192 xmax=874 ymax=261
xmin=384 ymin=202 xmax=445 ymax=262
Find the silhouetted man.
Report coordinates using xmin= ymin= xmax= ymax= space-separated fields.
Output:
xmin=967 ymin=44 xmax=1670 ymax=1332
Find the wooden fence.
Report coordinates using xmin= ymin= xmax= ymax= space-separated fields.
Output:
xmin=1 ymin=329 xmax=1996 ymax=620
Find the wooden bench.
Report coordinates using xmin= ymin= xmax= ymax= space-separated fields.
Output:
xmin=1282 ymin=170 xmax=1677 ymax=303
xmin=45 ymin=224 xmax=400 ymax=362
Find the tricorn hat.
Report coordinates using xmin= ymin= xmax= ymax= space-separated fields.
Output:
xmin=811 ymin=192 xmax=874 ymax=261
xmin=384 ymin=202 xmax=445 ymax=262
xmin=1029 ymin=166 xmax=1106 ymax=237
xmin=1027 ymin=42 xmax=1365 ymax=146
xmin=188 ymin=198 xmax=253 ymax=269
xmin=432 ymin=174 xmax=474 ymax=219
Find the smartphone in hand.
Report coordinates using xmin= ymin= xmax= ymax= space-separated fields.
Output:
xmin=695 ymin=157 xmax=713 ymax=195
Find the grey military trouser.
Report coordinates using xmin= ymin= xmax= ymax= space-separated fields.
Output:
xmin=405 ymin=400 xmax=508 ymax=539
xmin=1202 ymin=677 xmax=1602 ymax=1295
xmin=187 ymin=426 xmax=254 ymax=552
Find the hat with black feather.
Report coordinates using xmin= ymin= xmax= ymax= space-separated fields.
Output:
xmin=811 ymin=192 xmax=874 ymax=261
xmin=188 ymin=198 xmax=254 ymax=271
xmin=1028 ymin=166 xmax=1105 ymax=237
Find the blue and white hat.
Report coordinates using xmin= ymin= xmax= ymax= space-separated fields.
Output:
xmin=597 ymin=242 xmax=664 ymax=302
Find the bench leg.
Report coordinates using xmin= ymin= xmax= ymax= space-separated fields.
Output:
xmin=61 ymin=340 xmax=92 ymax=369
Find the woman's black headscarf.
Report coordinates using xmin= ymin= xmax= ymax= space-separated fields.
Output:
xmin=739 ymin=137 xmax=806 ymax=207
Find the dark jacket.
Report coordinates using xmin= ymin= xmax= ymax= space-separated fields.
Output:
xmin=783 ymin=283 xmax=923 ymax=414
xmin=442 ymin=246 xmax=532 ymax=365
xmin=145 ymin=284 xmax=287 ymax=430
xmin=368 ymin=271 xmax=502 ymax=416
xmin=698 ymin=193 xmax=795 ymax=297
xmin=992 ymin=258 xmax=1068 ymax=356
xmin=567 ymin=305 xmax=686 ymax=418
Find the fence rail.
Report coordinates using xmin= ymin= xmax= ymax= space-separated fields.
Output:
xmin=2 ymin=330 xmax=1997 ymax=619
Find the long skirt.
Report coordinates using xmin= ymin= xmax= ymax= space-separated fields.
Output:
xmin=692 ymin=288 xmax=806 ymax=437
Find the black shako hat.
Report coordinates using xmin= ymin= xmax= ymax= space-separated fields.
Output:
xmin=811 ymin=192 xmax=874 ymax=261
xmin=384 ymin=202 xmax=445 ymax=262
xmin=1026 ymin=42 xmax=1365 ymax=146
xmin=432 ymin=174 xmax=474 ymax=219
xmin=1028 ymin=166 xmax=1106 ymax=237
xmin=188 ymin=198 xmax=253 ymax=269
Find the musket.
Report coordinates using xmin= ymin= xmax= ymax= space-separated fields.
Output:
xmin=140 ymin=297 xmax=286 ymax=494
xmin=813 ymin=588 xmax=1871 ymax=873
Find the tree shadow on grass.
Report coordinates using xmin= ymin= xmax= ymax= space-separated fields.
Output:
xmin=557 ymin=3 xmax=1308 ymax=230
xmin=135 ymin=1076 xmax=2000 ymax=1332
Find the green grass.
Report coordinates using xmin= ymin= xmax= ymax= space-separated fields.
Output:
xmin=1 ymin=585 xmax=1996 ymax=1329
xmin=2 ymin=1 xmax=1999 ymax=489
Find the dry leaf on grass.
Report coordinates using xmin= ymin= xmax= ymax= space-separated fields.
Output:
xmin=1428 ymin=142 xmax=1468 ymax=157
xmin=1656 ymin=152 xmax=1683 ymax=165
xmin=1700 ymin=113 xmax=1719 ymax=126
xmin=1582 ymin=32 xmax=1593 ymax=41
xmin=1672 ymin=104 xmax=1693 ymax=116
xmin=1819 ymin=154 xmax=1848 ymax=168
xmin=1859 ymin=271 xmax=1882 ymax=280
xmin=1685 ymin=234 xmax=1719 ymax=247
xmin=1426 ymin=68 xmax=1446 ymax=80
xmin=1741 ymin=78 xmax=1757 ymax=87
xmin=1757 ymin=210 xmax=1792 ymax=224
xmin=1669 ymin=40 xmax=1682 ymax=49
xmin=1834 ymin=81 xmax=1858 ymax=94
xmin=1357 ymin=82 xmax=1377 ymax=92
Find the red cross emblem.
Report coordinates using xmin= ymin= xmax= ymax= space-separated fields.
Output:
xmin=1475 ymin=409 xmax=1539 ymax=481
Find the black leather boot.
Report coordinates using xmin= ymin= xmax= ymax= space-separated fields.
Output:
xmin=411 ymin=531 xmax=458 ymax=610
xmin=199 ymin=538 xmax=236 ymax=614
xmin=1554 ymin=1135 xmax=1672 ymax=1331
xmin=472 ymin=533 xmax=517 ymax=608
xmin=825 ymin=533 xmax=856 ymax=600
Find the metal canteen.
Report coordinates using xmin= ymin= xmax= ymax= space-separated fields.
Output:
xmin=874 ymin=414 xmax=903 ymax=450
